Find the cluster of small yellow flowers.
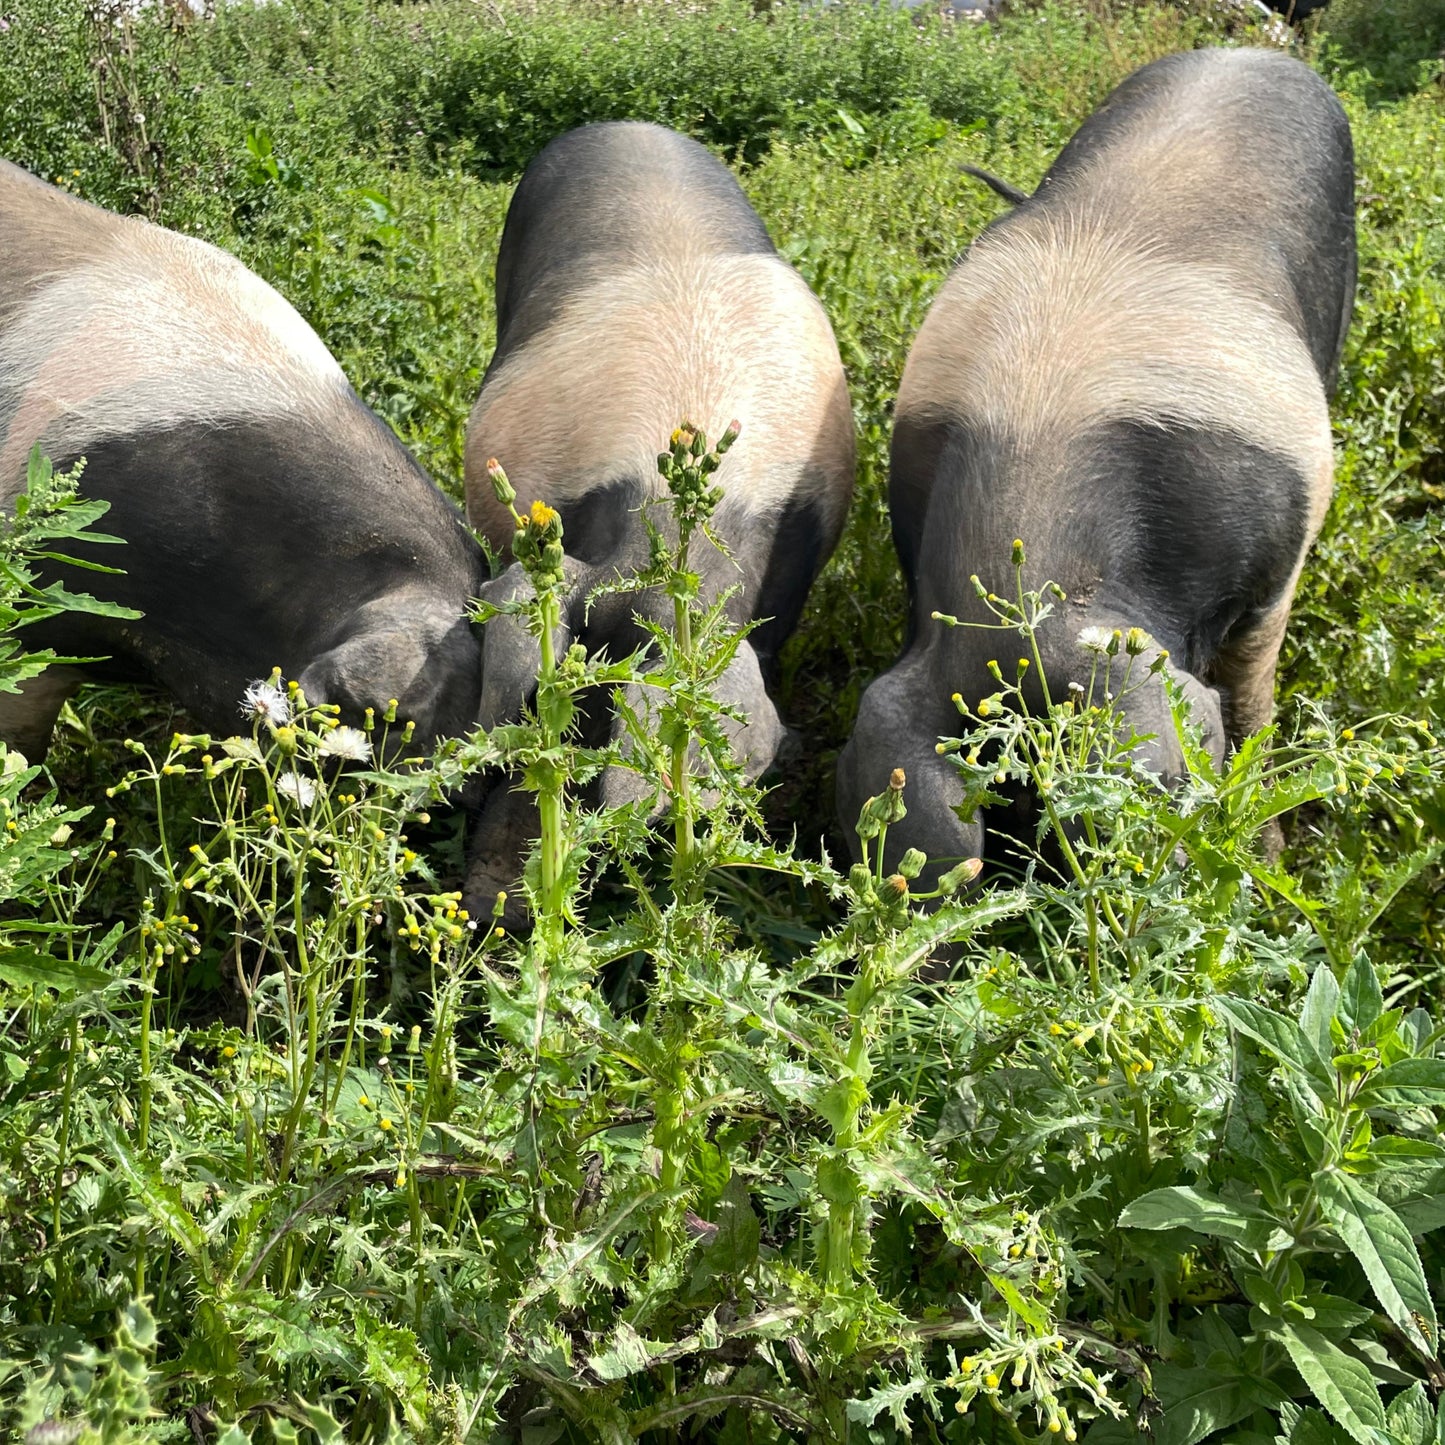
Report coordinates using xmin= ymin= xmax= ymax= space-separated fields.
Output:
xmin=1050 ymin=1015 xmax=1156 ymax=1087
xmin=956 ymin=1339 xmax=1104 ymax=1440
xmin=396 ymin=893 xmax=481 ymax=959
xmin=139 ymin=900 xmax=200 ymax=965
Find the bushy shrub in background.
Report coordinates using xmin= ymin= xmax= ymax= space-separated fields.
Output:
xmin=0 ymin=2 xmax=1440 ymax=1441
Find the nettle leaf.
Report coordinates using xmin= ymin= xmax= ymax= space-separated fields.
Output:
xmin=1313 ymin=1166 xmax=1438 ymax=1359
xmin=1276 ymin=1322 xmax=1386 ymax=1445
xmin=1119 ymin=1186 xmax=1287 ymax=1249
xmin=1215 ymin=997 xmax=1332 ymax=1094
xmin=1359 ymin=1059 xmax=1445 ymax=1110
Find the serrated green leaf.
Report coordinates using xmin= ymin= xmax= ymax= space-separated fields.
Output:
xmin=1216 ymin=997 xmax=1332 ymax=1094
xmin=1340 ymin=956 xmax=1384 ymax=1035
xmin=588 ymin=1322 xmax=674 ymax=1383
xmin=355 ymin=1308 xmax=429 ymax=1432
xmin=1314 ymin=1166 xmax=1437 ymax=1358
xmin=0 ymin=947 xmax=113 ymax=994
xmin=1151 ymin=1364 xmax=1253 ymax=1445
xmin=845 ymin=1376 xmax=925 ymax=1430
xmin=104 ymin=1127 xmax=212 ymax=1277
xmin=294 ymin=1400 xmax=345 ymax=1445
xmin=1359 ymin=1059 xmax=1445 ymax=1109
xmin=1301 ymin=965 xmax=1342 ymax=1057
xmin=1385 ymin=1382 xmax=1433 ymax=1445
xmin=1119 ymin=1186 xmax=1284 ymax=1247
xmin=1290 ymin=1406 xmax=1353 ymax=1444
xmin=1395 ymin=1195 xmax=1445 ymax=1236
xmin=1277 ymin=1322 xmax=1387 ymax=1445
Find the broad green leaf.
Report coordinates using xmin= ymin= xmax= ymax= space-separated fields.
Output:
xmin=1285 ymin=1294 xmax=1376 ymax=1334
xmin=1119 ymin=1185 xmax=1285 ymax=1247
xmin=1385 ymin=1382 xmax=1434 ymax=1445
xmin=1314 ymin=1166 xmax=1437 ymax=1358
xmin=1290 ymin=1407 xmax=1354 ymax=1444
xmin=1151 ymin=1365 xmax=1253 ymax=1445
xmin=1368 ymin=1138 xmax=1445 ymax=1164
xmin=1340 ymin=956 xmax=1384 ymax=1035
xmin=1301 ymin=965 xmax=1342 ymax=1057
xmin=1359 ymin=1059 xmax=1445 ymax=1110
xmin=1276 ymin=1322 xmax=1387 ymax=1445
xmin=215 ymin=1426 xmax=252 ymax=1445
xmin=1395 ymin=1195 xmax=1445 ymax=1236
xmin=1215 ymin=997 xmax=1332 ymax=1093
xmin=0 ymin=946 xmax=113 ymax=994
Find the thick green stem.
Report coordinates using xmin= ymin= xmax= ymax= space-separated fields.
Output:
xmin=535 ymin=583 xmax=567 ymax=956
xmin=670 ymin=589 xmax=696 ymax=895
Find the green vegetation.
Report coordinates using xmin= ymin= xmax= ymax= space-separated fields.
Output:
xmin=0 ymin=1 xmax=1442 ymax=1441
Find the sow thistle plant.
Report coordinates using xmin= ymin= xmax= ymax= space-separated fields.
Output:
xmin=2 ymin=445 xmax=1443 ymax=1445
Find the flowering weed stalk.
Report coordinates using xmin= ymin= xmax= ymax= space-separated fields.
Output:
xmin=482 ymin=461 xmax=573 ymax=957
xmin=651 ymin=419 xmax=740 ymax=898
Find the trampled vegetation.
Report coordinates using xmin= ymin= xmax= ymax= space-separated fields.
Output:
xmin=0 ymin=1 xmax=1442 ymax=1441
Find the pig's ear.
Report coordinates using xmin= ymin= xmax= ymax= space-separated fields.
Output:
xmin=298 ymin=596 xmax=482 ymax=750
xmin=475 ymin=558 xmax=588 ymax=726
xmin=836 ymin=649 xmax=982 ymax=883
xmin=599 ymin=638 xmax=786 ymax=810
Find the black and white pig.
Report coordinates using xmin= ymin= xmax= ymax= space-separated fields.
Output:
xmin=463 ymin=121 xmax=855 ymax=904
xmin=0 ymin=159 xmax=487 ymax=758
xmin=837 ymin=48 xmax=1356 ymax=875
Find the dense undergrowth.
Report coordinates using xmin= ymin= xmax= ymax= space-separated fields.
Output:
xmin=0 ymin=1 xmax=1442 ymax=1441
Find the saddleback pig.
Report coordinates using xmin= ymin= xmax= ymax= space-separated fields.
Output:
xmin=0 ymin=159 xmax=487 ymax=759
xmin=464 ymin=121 xmax=855 ymax=906
xmin=838 ymin=48 xmax=1356 ymax=876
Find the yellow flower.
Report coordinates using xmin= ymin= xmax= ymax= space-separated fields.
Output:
xmin=529 ymin=499 xmax=558 ymax=528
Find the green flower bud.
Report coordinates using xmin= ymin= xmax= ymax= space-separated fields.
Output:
xmin=937 ymin=857 xmax=983 ymax=896
xmin=485 ymin=457 xmax=515 ymax=508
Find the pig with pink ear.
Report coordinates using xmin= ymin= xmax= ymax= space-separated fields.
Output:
xmin=0 ymin=158 xmax=487 ymax=759
xmin=463 ymin=121 xmax=856 ymax=911
xmin=839 ymin=49 xmax=1356 ymax=884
